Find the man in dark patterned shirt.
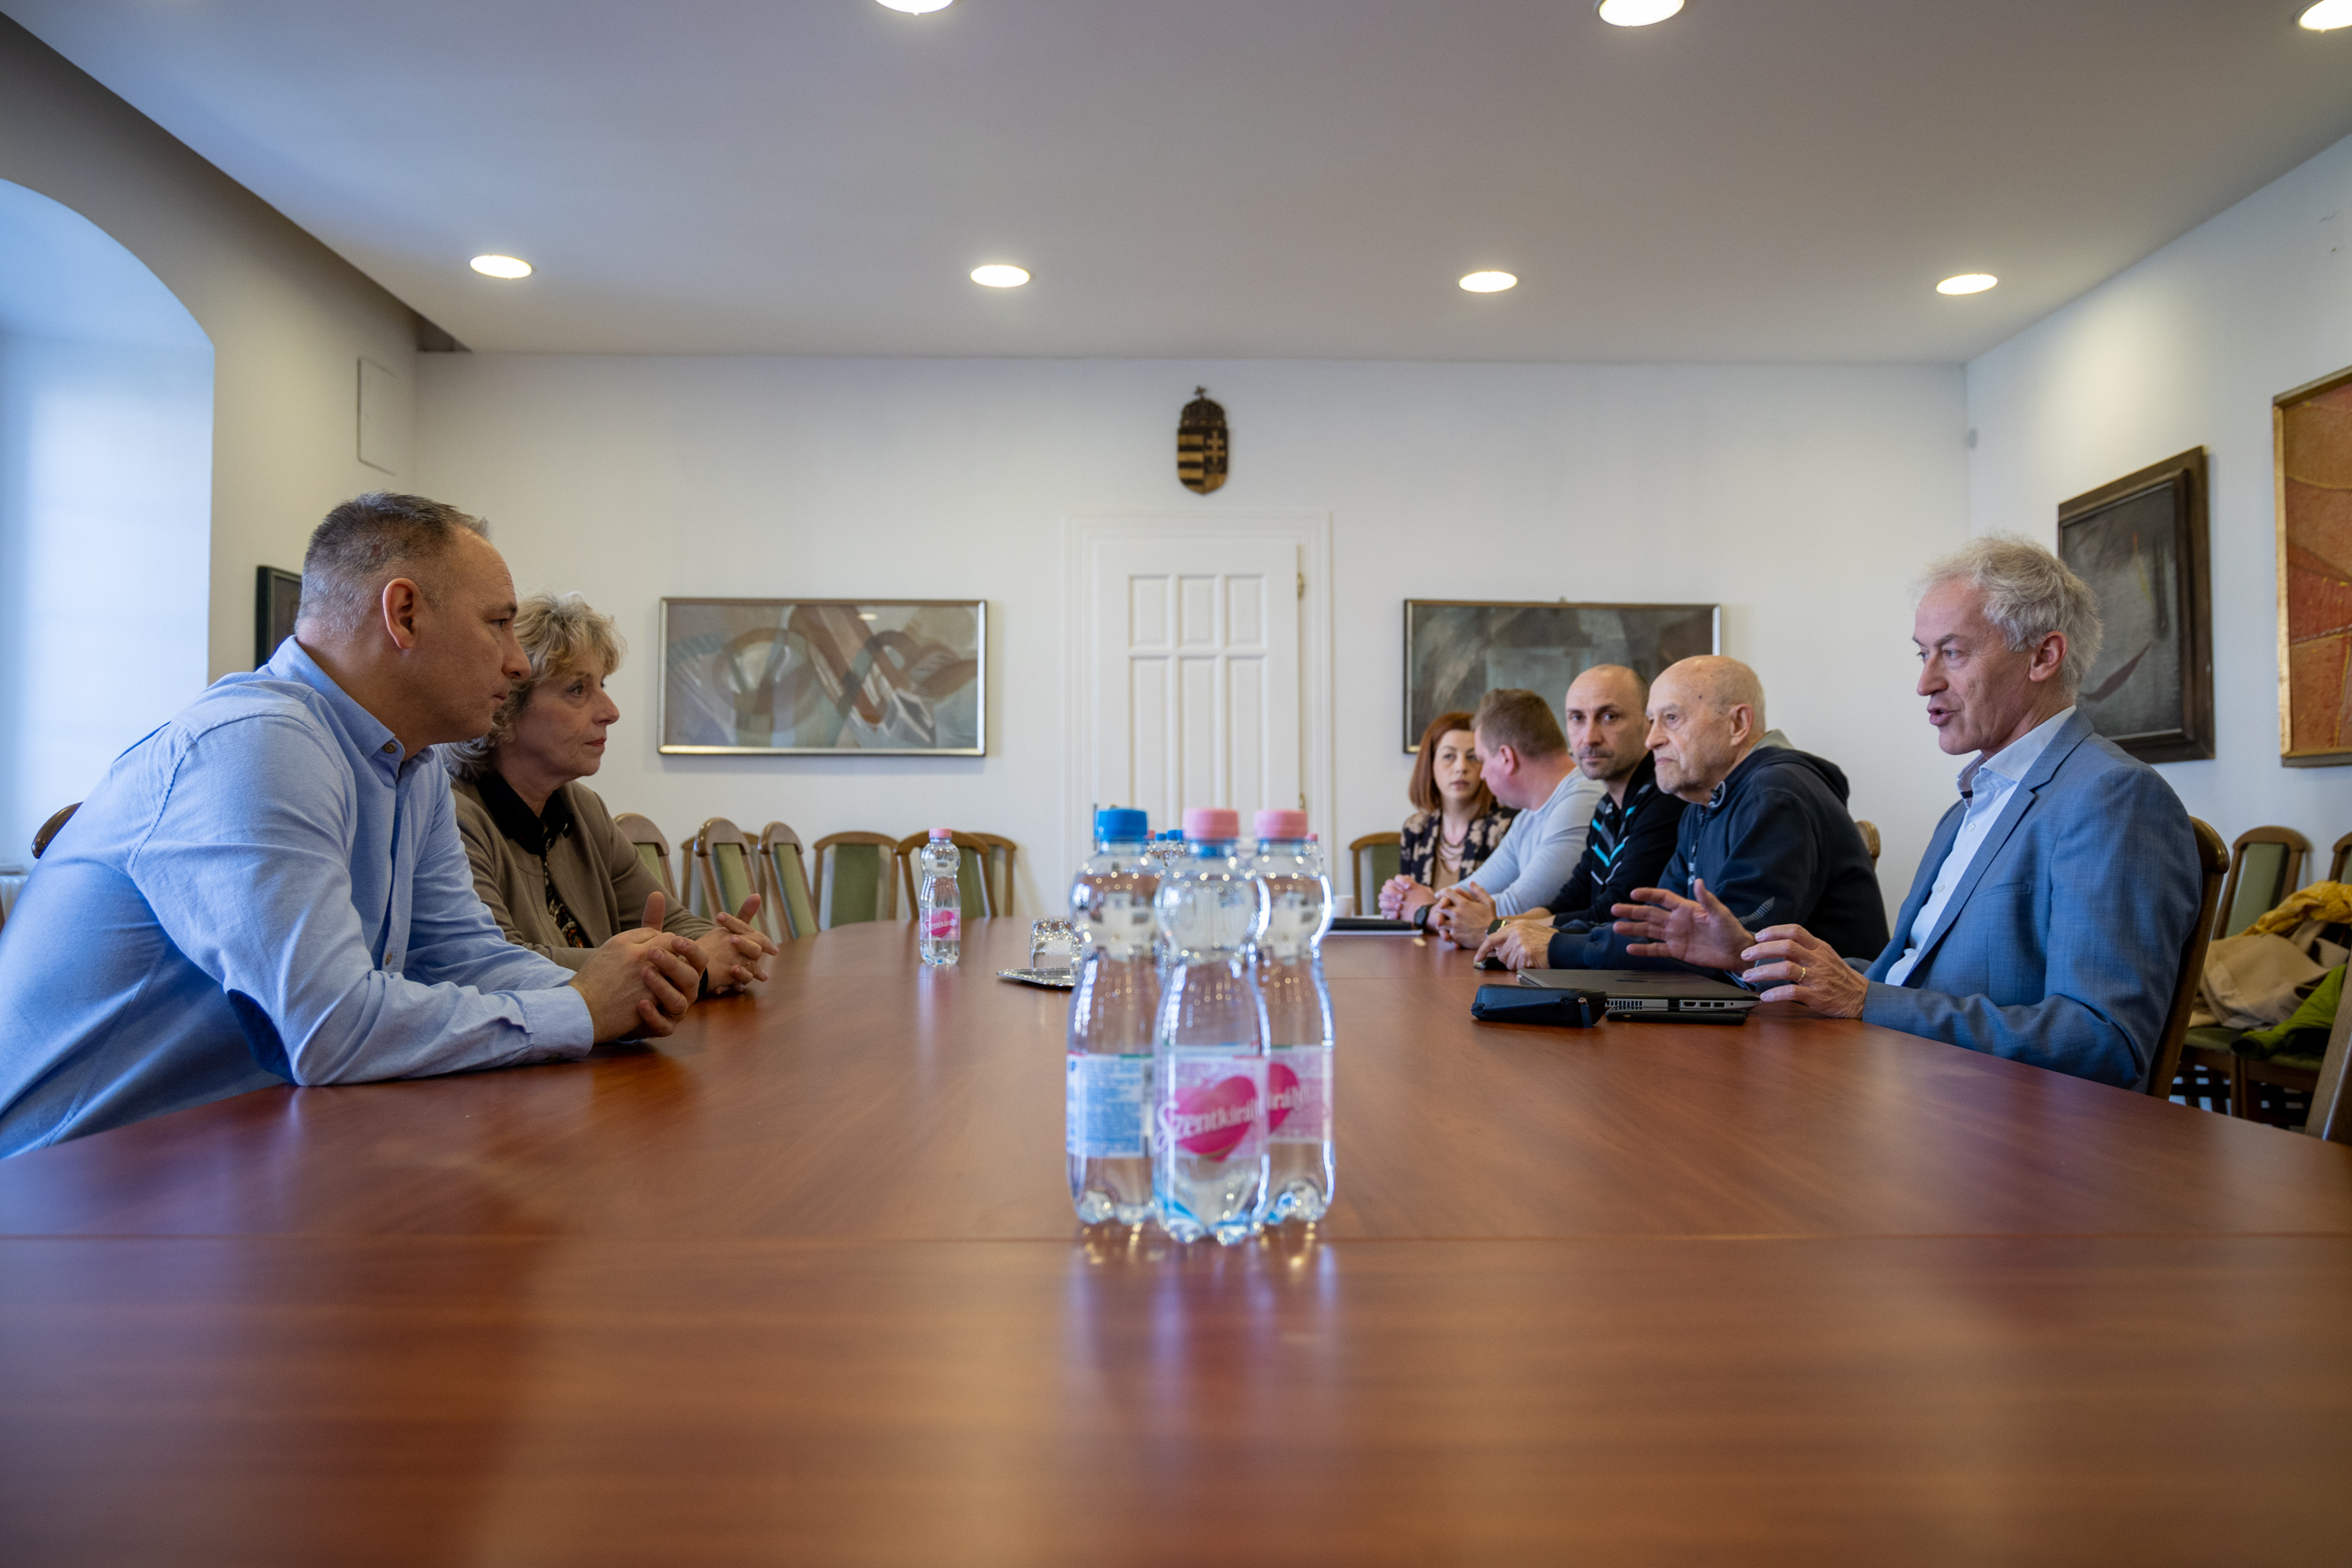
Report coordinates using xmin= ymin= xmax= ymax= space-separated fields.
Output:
xmin=1472 ymin=665 xmax=1687 ymax=971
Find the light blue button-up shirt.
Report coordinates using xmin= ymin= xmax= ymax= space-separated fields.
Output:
xmin=1883 ymin=705 xmax=2075 ymax=987
xmin=0 ymin=640 xmax=593 ymax=1155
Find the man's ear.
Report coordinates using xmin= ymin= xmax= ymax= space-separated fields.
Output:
xmin=379 ymin=577 xmax=425 ymax=652
xmin=2028 ymin=631 xmax=2067 ymax=683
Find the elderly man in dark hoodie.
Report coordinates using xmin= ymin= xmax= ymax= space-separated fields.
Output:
xmin=1543 ymin=655 xmax=1887 ymax=971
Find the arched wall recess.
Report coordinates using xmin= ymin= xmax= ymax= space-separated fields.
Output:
xmin=0 ymin=177 xmax=213 ymax=868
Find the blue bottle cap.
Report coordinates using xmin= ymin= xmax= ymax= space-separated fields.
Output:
xmin=1094 ymin=807 xmax=1148 ymax=841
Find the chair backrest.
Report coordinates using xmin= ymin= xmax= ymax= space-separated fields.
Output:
xmin=1349 ymin=832 xmax=1401 ymax=916
xmin=612 ymin=813 xmax=681 ymax=908
xmin=686 ymin=818 xmax=759 ymax=923
xmin=31 ymin=802 xmax=79 ymax=861
xmin=2331 ymin=830 xmax=2351 ymax=886
xmin=895 ymin=830 xmax=1004 ymax=919
xmin=1855 ymin=819 xmax=1882 ymax=869
xmin=754 ymin=822 xmax=820 ymax=941
xmin=2214 ymin=826 xmax=2311 ymax=939
xmin=2306 ymin=981 xmax=2352 ymax=1145
xmin=2146 ymin=817 xmax=2232 ymax=1098
xmin=812 ymin=832 xmax=904 ymax=928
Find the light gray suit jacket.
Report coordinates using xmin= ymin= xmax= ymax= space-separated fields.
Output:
xmin=1861 ymin=712 xmax=2199 ymax=1090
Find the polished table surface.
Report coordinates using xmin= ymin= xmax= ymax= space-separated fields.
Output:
xmin=3 ymin=919 xmax=2348 ymax=1563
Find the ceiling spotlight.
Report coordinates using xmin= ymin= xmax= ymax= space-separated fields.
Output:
xmin=876 ymin=0 xmax=954 ymax=12
xmin=970 ymin=264 xmax=1030 ymax=288
xmin=1597 ymin=0 xmax=1685 ymax=26
xmin=469 ymin=254 xmax=532 ymax=279
xmin=1459 ymin=271 xmax=1519 ymax=293
xmin=2300 ymin=0 xmax=2352 ymax=28
xmin=1936 ymin=273 xmax=1998 ymax=296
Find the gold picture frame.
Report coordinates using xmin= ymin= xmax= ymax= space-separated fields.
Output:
xmin=2274 ymin=366 xmax=2352 ymax=768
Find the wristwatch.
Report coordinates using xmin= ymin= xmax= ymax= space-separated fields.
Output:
xmin=1413 ymin=903 xmax=1432 ymax=931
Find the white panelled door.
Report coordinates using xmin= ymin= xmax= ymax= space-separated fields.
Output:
xmin=1071 ymin=518 xmax=1328 ymax=852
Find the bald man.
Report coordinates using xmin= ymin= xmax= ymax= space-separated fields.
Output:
xmin=1550 ymin=656 xmax=1887 ymax=971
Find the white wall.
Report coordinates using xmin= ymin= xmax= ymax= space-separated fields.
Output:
xmin=419 ymin=355 xmax=1969 ymax=912
xmin=1 ymin=17 xmax=427 ymax=689
xmin=1967 ymin=130 xmax=2352 ymax=874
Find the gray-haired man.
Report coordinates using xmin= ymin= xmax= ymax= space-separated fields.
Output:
xmin=1614 ymin=535 xmax=2200 ymax=1090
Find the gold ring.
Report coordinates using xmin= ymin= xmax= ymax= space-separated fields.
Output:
xmin=1798 ymin=964 xmax=1809 ymax=983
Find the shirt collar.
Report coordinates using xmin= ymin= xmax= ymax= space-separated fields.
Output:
xmin=1958 ymin=705 xmax=2075 ymax=799
xmin=474 ymin=767 xmax=573 ymax=852
xmin=265 ymin=638 xmax=411 ymax=784
xmin=1602 ymin=752 xmax=1658 ymax=820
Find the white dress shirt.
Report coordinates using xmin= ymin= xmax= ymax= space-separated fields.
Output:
xmin=1883 ymin=705 xmax=2075 ymax=987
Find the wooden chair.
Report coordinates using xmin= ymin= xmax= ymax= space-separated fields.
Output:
xmin=894 ymin=831 xmax=1008 ymax=919
xmin=2213 ymin=826 xmax=2310 ymax=940
xmin=1855 ymin=819 xmax=1881 ymax=869
xmin=1349 ymin=832 xmax=1401 ymax=916
xmin=2305 ymin=991 xmax=2352 ymax=1145
xmin=31 ymin=802 xmax=79 ymax=861
xmin=753 ymin=822 xmax=820 ymax=941
xmin=2329 ymin=830 xmax=2350 ymax=885
xmin=684 ymin=818 xmax=760 ymax=924
xmin=811 ymin=832 xmax=903 ymax=928
xmin=612 ymin=813 xmax=682 ymax=908
xmin=2146 ymin=817 xmax=2231 ymax=1107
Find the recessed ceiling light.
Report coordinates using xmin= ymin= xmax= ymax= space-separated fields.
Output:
xmin=2300 ymin=0 xmax=2352 ymax=29
xmin=469 ymin=254 xmax=532 ymax=279
xmin=1597 ymin=0 xmax=1685 ymax=26
xmin=876 ymin=0 xmax=954 ymax=12
xmin=1936 ymin=273 xmax=1998 ymax=296
xmin=1459 ymin=271 xmax=1518 ymax=293
xmin=970 ymin=264 xmax=1030 ymax=288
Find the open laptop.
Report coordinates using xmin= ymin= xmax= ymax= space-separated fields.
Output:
xmin=1515 ymin=968 xmax=1760 ymax=1022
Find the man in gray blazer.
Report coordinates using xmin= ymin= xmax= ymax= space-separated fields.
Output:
xmin=1611 ymin=535 xmax=2200 ymax=1090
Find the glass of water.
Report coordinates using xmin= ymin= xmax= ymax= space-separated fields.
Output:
xmin=1029 ymin=917 xmax=1078 ymax=972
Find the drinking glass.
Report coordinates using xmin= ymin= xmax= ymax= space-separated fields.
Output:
xmin=1029 ymin=917 xmax=1078 ymax=971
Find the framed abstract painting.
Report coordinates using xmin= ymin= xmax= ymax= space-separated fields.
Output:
xmin=1401 ymin=601 xmax=1718 ymax=752
xmin=2055 ymin=447 xmax=2213 ymax=764
xmin=659 ymin=598 xmax=986 ymax=755
xmin=2276 ymin=367 xmax=2352 ymax=767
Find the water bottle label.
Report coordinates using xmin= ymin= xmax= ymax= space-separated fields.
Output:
xmin=924 ymin=907 xmax=960 ymax=942
xmin=1157 ymin=1055 xmax=1266 ymax=1163
xmin=1268 ymin=1046 xmax=1329 ymax=1144
xmin=1066 ymin=1053 xmax=1150 ymax=1157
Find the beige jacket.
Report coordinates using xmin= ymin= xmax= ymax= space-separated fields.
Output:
xmin=449 ymin=771 xmax=711 ymax=973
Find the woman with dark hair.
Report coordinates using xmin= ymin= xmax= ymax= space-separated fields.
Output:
xmin=1388 ymin=708 xmax=1515 ymax=905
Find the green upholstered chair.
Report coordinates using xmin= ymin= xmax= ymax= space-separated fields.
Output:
xmin=2151 ymin=818 xmax=2232 ymax=1111
xmin=895 ymin=831 xmax=1008 ymax=919
xmin=812 ymin=832 xmax=903 ymax=929
xmin=1349 ymin=832 xmax=1400 ymax=917
xmin=755 ymin=822 xmax=820 ymax=941
xmin=2214 ymin=826 xmax=2310 ymax=940
xmin=612 ymin=813 xmax=682 ymax=908
xmin=686 ymin=818 xmax=760 ymax=924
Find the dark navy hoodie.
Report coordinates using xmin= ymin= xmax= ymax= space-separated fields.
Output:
xmin=1549 ymin=743 xmax=1889 ymax=970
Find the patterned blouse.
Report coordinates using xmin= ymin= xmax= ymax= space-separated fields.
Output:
xmin=1399 ymin=803 xmax=1517 ymax=888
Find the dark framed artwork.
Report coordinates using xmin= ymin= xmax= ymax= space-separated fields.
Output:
xmin=2055 ymin=447 xmax=2212 ymax=763
xmin=2276 ymin=366 xmax=2352 ymax=767
xmin=1402 ymin=601 xmax=1719 ymax=752
xmin=254 ymin=566 xmax=300 ymax=668
xmin=659 ymin=598 xmax=986 ymax=755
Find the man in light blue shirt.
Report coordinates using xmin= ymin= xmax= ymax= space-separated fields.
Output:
xmin=1615 ymin=536 xmax=2199 ymax=1089
xmin=0 ymin=492 xmax=705 ymax=1155
xmin=1382 ymin=687 xmax=1603 ymax=942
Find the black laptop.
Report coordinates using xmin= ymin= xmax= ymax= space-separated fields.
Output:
xmin=1515 ymin=968 xmax=1760 ymax=1022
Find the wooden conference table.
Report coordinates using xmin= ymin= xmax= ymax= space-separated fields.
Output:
xmin=2 ymin=919 xmax=2349 ymax=1564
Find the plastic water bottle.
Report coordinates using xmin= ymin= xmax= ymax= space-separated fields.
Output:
xmin=1152 ymin=807 xmax=1271 ymax=1245
xmin=916 ymin=829 xmax=960 ymax=967
xmin=1252 ymin=809 xmax=1336 ymax=1224
xmin=1067 ymin=807 xmax=1159 ymax=1225
xmin=1148 ymin=829 xmax=1185 ymax=973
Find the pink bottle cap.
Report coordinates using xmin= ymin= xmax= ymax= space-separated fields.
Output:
xmin=1182 ymin=807 xmax=1240 ymax=841
xmin=1253 ymin=808 xmax=1308 ymax=840
xmin=928 ymin=827 xmax=953 ymax=839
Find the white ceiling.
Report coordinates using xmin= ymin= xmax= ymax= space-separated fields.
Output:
xmin=9 ymin=0 xmax=2352 ymax=362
